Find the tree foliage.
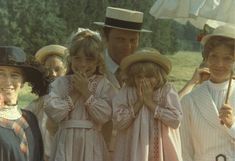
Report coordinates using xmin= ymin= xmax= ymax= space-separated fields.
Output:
xmin=0 ymin=0 xmax=201 ymax=55
xmin=0 ymin=0 xmax=66 ymax=55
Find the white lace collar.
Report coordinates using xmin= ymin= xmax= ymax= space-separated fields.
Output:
xmin=0 ymin=105 xmax=22 ymax=120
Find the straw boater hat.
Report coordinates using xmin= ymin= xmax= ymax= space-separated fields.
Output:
xmin=120 ymin=50 xmax=172 ymax=74
xmin=94 ymin=7 xmax=152 ymax=33
xmin=35 ymin=45 xmax=67 ymax=64
xmin=201 ymin=25 xmax=235 ymax=45
xmin=0 ymin=46 xmax=43 ymax=83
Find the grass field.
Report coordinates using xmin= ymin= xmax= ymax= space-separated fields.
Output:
xmin=167 ymin=51 xmax=203 ymax=90
xmin=18 ymin=51 xmax=203 ymax=107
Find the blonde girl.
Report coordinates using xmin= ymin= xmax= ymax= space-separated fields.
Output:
xmin=113 ymin=48 xmax=183 ymax=161
xmin=44 ymin=28 xmax=116 ymax=161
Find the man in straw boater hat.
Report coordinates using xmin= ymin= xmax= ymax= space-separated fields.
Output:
xmin=94 ymin=6 xmax=151 ymax=88
xmin=0 ymin=46 xmax=45 ymax=161
xmin=94 ymin=6 xmax=151 ymax=154
xmin=180 ymin=25 xmax=235 ymax=161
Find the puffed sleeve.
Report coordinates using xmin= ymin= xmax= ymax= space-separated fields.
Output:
xmin=180 ymin=94 xmax=194 ymax=161
xmin=154 ymin=84 xmax=183 ymax=129
xmin=84 ymin=78 xmax=117 ymax=125
xmin=113 ymin=87 xmax=136 ymax=130
xmin=44 ymin=76 xmax=74 ymax=123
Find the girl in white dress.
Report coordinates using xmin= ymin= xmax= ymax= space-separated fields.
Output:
xmin=44 ymin=29 xmax=116 ymax=161
xmin=112 ymin=48 xmax=183 ymax=161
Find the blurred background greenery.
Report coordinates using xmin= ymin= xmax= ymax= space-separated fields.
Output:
xmin=1 ymin=0 xmax=204 ymax=107
xmin=0 ymin=0 xmax=201 ymax=55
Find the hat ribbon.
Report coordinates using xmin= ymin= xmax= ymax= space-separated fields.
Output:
xmin=105 ymin=17 xmax=142 ymax=30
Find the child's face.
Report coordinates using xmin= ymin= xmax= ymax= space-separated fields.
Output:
xmin=71 ymin=51 xmax=98 ymax=77
xmin=134 ymin=72 xmax=158 ymax=89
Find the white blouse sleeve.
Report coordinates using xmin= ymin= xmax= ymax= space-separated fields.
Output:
xmin=44 ymin=77 xmax=74 ymax=123
xmin=84 ymin=78 xmax=116 ymax=125
xmin=113 ymin=88 xmax=135 ymax=130
xmin=154 ymin=85 xmax=183 ymax=129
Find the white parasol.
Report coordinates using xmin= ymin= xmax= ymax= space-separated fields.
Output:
xmin=149 ymin=0 xmax=235 ymax=29
xmin=150 ymin=0 xmax=235 ymax=130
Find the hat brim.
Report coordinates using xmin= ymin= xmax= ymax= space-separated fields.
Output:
xmin=94 ymin=22 xmax=152 ymax=33
xmin=120 ymin=53 xmax=172 ymax=74
xmin=0 ymin=63 xmax=43 ymax=85
xmin=201 ymin=30 xmax=235 ymax=45
xmin=35 ymin=45 xmax=67 ymax=64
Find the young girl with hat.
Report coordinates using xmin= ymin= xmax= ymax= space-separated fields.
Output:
xmin=26 ymin=44 xmax=67 ymax=161
xmin=0 ymin=46 xmax=44 ymax=161
xmin=180 ymin=25 xmax=235 ymax=161
xmin=112 ymin=48 xmax=183 ymax=161
xmin=44 ymin=28 xmax=116 ymax=161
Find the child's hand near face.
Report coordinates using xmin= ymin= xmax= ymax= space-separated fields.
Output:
xmin=133 ymin=84 xmax=144 ymax=114
xmin=142 ymin=79 xmax=157 ymax=112
xmin=71 ymin=71 xmax=91 ymax=101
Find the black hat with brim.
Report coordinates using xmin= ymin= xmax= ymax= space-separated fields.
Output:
xmin=0 ymin=46 xmax=46 ymax=96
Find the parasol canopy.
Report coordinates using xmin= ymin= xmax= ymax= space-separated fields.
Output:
xmin=149 ymin=0 xmax=235 ymax=29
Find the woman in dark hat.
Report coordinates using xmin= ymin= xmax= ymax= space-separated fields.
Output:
xmin=0 ymin=46 xmax=45 ymax=161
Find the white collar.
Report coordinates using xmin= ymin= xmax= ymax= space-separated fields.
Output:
xmin=207 ymin=80 xmax=231 ymax=91
xmin=104 ymin=49 xmax=119 ymax=74
xmin=0 ymin=105 xmax=22 ymax=120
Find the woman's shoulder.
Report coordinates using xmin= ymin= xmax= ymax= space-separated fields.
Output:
xmin=21 ymin=109 xmax=38 ymax=123
xmin=159 ymin=82 xmax=177 ymax=94
xmin=52 ymin=75 xmax=70 ymax=85
xmin=188 ymin=81 xmax=208 ymax=96
xmin=50 ymin=75 xmax=71 ymax=93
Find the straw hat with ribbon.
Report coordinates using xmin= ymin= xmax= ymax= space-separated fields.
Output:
xmin=120 ymin=49 xmax=172 ymax=74
xmin=94 ymin=7 xmax=152 ymax=33
xmin=35 ymin=45 xmax=67 ymax=64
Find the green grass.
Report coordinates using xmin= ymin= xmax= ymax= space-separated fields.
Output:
xmin=19 ymin=83 xmax=37 ymax=108
xmin=167 ymin=51 xmax=203 ymax=90
xmin=18 ymin=51 xmax=203 ymax=107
